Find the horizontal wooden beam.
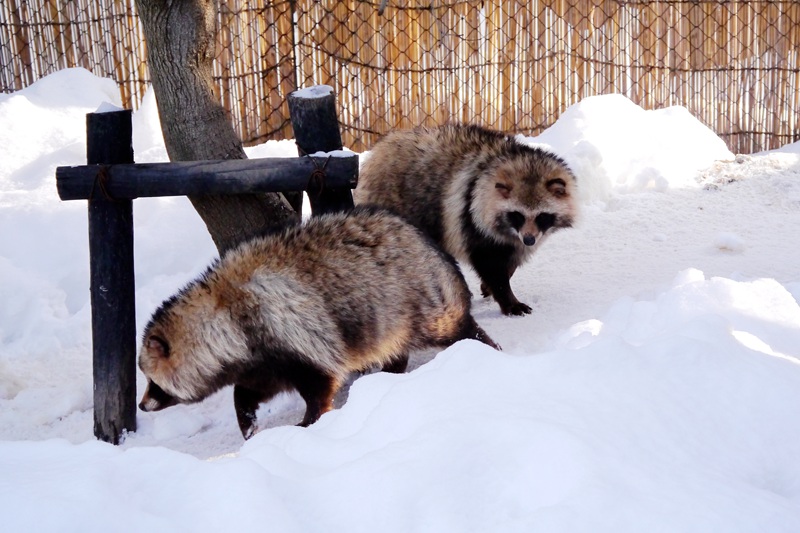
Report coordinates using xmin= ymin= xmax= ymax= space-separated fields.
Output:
xmin=56 ymin=153 xmax=359 ymax=201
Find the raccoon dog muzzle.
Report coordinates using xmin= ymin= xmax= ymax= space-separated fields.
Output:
xmin=139 ymin=380 xmax=179 ymax=412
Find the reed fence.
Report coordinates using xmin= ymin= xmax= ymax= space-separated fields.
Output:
xmin=2 ymin=0 xmax=799 ymax=154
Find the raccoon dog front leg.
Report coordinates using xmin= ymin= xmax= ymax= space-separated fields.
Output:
xmin=290 ymin=363 xmax=340 ymax=427
xmin=234 ymin=385 xmax=274 ymax=440
xmin=471 ymin=245 xmax=531 ymax=316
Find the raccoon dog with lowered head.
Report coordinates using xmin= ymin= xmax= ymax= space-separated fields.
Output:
xmin=138 ymin=207 xmax=498 ymax=439
xmin=355 ymin=123 xmax=578 ymax=316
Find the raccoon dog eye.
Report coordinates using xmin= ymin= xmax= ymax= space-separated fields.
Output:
xmin=495 ymin=182 xmax=512 ymax=199
xmin=506 ymin=211 xmax=525 ymax=230
xmin=546 ymin=178 xmax=568 ymax=198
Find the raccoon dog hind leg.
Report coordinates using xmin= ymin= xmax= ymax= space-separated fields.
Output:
xmin=355 ymin=123 xmax=579 ymax=316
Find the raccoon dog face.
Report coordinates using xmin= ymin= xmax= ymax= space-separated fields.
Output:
xmin=475 ymin=154 xmax=577 ymax=247
xmin=138 ymin=288 xmax=249 ymax=412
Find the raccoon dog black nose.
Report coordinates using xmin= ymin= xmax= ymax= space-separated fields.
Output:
xmin=523 ymin=234 xmax=536 ymax=246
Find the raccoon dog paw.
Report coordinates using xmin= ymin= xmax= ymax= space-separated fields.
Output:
xmin=480 ymin=282 xmax=492 ymax=299
xmin=502 ymin=301 xmax=533 ymax=316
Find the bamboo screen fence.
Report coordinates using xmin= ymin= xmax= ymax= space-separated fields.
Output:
xmin=2 ymin=0 xmax=799 ymax=154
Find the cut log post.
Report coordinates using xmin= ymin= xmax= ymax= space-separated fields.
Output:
xmin=288 ymin=86 xmax=356 ymax=215
xmin=86 ymin=110 xmax=137 ymax=444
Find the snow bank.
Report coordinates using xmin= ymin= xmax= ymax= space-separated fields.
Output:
xmin=3 ymin=272 xmax=800 ymax=532
xmin=522 ymin=94 xmax=735 ymax=203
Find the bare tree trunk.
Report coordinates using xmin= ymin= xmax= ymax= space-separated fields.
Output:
xmin=135 ymin=0 xmax=298 ymax=252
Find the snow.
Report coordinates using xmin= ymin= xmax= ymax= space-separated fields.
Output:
xmin=308 ymin=149 xmax=355 ymax=158
xmin=292 ymin=84 xmax=334 ymax=99
xmin=2 ymin=68 xmax=800 ymax=531
xmin=95 ymin=101 xmax=125 ymax=114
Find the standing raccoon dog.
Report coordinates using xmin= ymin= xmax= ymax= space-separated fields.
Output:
xmin=355 ymin=123 xmax=578 ymax=316
xmin=138 ymin=208 xmax=498 ymax=439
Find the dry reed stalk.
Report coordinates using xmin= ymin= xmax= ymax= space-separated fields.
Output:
xmin=458 ymin=1 xmax=479 ymax=126
xmin=276 ymin=0 xmax=296 ymax=140
xmin=425 ymin=8 xmax=438 ymax=130
xmin=406 ymin=4 xmax=419 ymax=127
xmin=392 ymin=6 xmax=408 ymax=130
xmin=485 ymin=0 xmax=499 ymax=129
xmin=132 ymin=0 xmax=149 ymax=109
xmin=353 ymin=1 xmax=369 ymax=139
xmin=216 ymin=0 xmax=235 ymax=136
xmin=570 ymin=2 xmax=590 ymax=113
xmin=294 ymin=1 xmax=312 ymax=89
xmin=505 ymin=2 xmax=514 ymax=128
xmin=298 ymin=0 xmax=323 ymax=88
xmin=246 ymin=6 xmax=261 ymax=140
xmin=122 ymin=0 xmax=143 ymax=109
xmin=44 ymin=0 xmax=64 ymax=67
xmin=360 ymin=5 xmax=380 ymax=149
xmin=260 ymin=2 xmax=284 ymax=141
xmin=29 ymin=0 xmax=44 ymax=81
xmin=11 ymin=0 xmax=34 ymax=87
xmin=108 ymin=0 xmax=130 ymax=108
xmin=331 ymin=1 xmax=347 ymax=127
xmin=437 ymin=5 xmax=458 ymax=124
xmin=636 ymin=3 xmax=652 ymax=107
xmin=530 ymin=0 xmax=546 ymax=129
xmin=235 ymin=5 xmax=251 ymax=138
xmin=516 ymin=2 xmax=531 ymax=131
xmin=0 ymin=2 xmax=13 ymax=90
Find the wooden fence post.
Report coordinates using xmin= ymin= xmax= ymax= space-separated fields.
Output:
xmin=86 ymin=110 xmax=137 ymax=444
xmin=288 ymin=86 xmax=355 ymax=215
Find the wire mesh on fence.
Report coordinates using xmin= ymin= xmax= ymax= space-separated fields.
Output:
xmin=2 ymin=0 xmax=799 ymax=154
xmin=0 ymin=0 xmax=149 ymax=113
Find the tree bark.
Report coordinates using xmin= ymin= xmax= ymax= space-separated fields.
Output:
xmin=135 ymin=0 xmax=298 ymax=252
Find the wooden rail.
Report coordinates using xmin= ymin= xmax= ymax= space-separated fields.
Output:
xmin=56 ymin=155 xmax=358 ymax=201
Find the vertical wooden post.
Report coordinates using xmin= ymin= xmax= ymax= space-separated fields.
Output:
xmin=288 ymin=86 xmax=355 ymax=215
xmin=86 ymin=110 xmax=137 ymax=444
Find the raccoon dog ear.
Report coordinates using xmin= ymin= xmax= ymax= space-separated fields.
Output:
xmin=147 ymin=336 xmax=170 ymax=359
xmin=546 ymin=178 xmax=568 ymax=198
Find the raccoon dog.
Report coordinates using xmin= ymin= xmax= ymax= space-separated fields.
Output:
xmin=138 ymin=207 xmax=498 ymax=439
xmin=355 ymin=123 xmax=578 ymax=316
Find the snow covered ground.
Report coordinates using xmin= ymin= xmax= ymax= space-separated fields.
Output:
xmin=1 ymin=68 xmax=799 ymax=531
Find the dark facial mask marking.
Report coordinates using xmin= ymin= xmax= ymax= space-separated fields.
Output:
xmin=506 ymin=211 xmax=525 ymax=230
xmin=535 ymin=212 xmax=556 ymax=233
xmin=139 ymin=381 xmax=179 ymax=411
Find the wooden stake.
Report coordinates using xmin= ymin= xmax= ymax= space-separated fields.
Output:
xmin=288 ymin=87 xmax=355 ymax=215
xmin=86 ymin=110 xmax=137 ymax=445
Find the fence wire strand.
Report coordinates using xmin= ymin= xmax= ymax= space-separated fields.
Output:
xmin=2 ymin=0 xmax=799 ymax=154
